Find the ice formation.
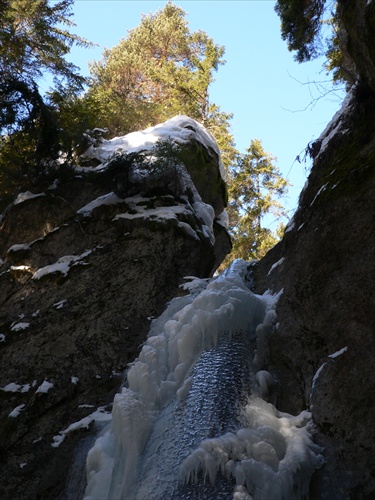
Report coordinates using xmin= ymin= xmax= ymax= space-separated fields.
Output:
xmin=181 ymin=398 xmax=323 ymax=500
xmin=84 ymin=260 xmax=323 ymax=499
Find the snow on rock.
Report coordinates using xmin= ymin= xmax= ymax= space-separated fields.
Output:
xmin=311 ymin=347 xmax=348 ymax=393
xmin=310 ymin=183 xmax=328 ymax=207
xmin=82 ymin=115 xmax=225 ymax=180
xmin=284 ymin=219 xmax=295 ymax=233
xmin=51 ymin=406 xmax=112 ymax=448
xmin=77 ymin=192 xmax=124 ymax=217
xmin=6 ymin=228 xmax=62 ymax=257
xmin=312 ymin=363 xmax=327 ymax=390
xmin=113 ymin=195 xmax=215 ymax=244
xmin=10 ymin=265 xmax=32 ymax=273
xmin=267 ymin=257 xmax=285 ymax=276
xmin=0 ymin=334 xmax=5 ymax=342
xmin=180 ymin=276 xmax=210 ymax=294
xmin=314 ymin=87 xmax=355 ymax=161
xmin=14 ymin=191 xmax=45 ymax=205
xmin=53 ymin=299 xmax=67 ymax=309
xmin=36 ymin=380 xmax=54 ymax=394
xmin=7 ymin=243 xmax=31 ymax=253
xmin=113 ymin=198 xmax=187 ymax=222
xmin=32 ymin=250 xmax=92 ymax=280
xmin=1 ymin=382 xmax=31 ymax=393
xmin=75 ymin=116 xmax=228 ymax=249
xmin=328 ymin=346 xmax=348 ymax=359
xmin=11 ymin=322 xmax=30 ymax=332
xmin=9 ymin=404 xmax=25 ymax=418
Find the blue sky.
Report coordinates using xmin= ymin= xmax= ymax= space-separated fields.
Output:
xmin=58 ymin=0 xmax=345 ymax=227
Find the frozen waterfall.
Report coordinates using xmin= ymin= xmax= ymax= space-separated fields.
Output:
xmin=84 ymin=259 xmax=324 ymax=499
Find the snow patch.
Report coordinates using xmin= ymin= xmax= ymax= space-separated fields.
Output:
xmin=180 ymin=276 xmax=210 ymax=294
xmin=51 ymin=407 xmax=112 ymax=448
xmin=284 ymin=220 xmax=295 ymax=233
xmin=14 ymin=191 xmax=45 ymax=205
xmin=267 ymin=257 xmax=285 ymax=275
xmin=314 ymin=87 xmax=354 ymax=161
xmin=312 ymin=363 xmax=327 ymax=389
xmin=83 ymin=115 xmax=225 ymax=180
xmin=77 ymin=192 xmax=124 ymax=217
xmin=11 ymin=322 xmax=30 ymax=332
xmin=177 ymin=221 xmax=200 ymax=240
xmin=9 ymin=404 xmax=25 ymax=418
xmin=7 ymin=243 xmax=31 ymax=253
xmin=112 ymin=195 xmax=215 ymax=244
xmin=310 ymin=183 xmax=328 ymax=207
xmin=53 ymin=299 xmax=67 ymax=309
xmin=36 ymin=380 xmax=54 ymax=393
xmin=1 ymin=382 xmax=31 ymax=393
xmin=32 ymin=250 xmax=92 ymax=280
xmin=312 ymin=347 xmax=348 ymax=392
xmin=10 ymin=265 xmax=32 ymax=272
xmin=328 ymin=346 xmax=348 ymax=359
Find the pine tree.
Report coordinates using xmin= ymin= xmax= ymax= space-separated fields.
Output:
xmin=275 ymin=0 xmax=325 ymax=63
xmin=0 ymin=0 xmax=91 ymax=200
xmin=0 ymin=0 xmax=90 ymax=133
xmin=86 ymin=1 xmax=236 ymax=169
xmin=224 ymin=139 xmax=289 ymax=264
xmin=274 ymin=0 xmax=355 ymax=88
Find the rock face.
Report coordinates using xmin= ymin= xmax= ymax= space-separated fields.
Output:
xmin=254 ymin=2 xmax=375 ymax=496
xmin=0 ymin=117 xmax=231 ymax=498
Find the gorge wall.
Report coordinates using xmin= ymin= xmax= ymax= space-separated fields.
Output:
xmin=254 ymin=2 xmax=375 ymax=496
xmin=0 ymin=117 xmax=231 ymax=498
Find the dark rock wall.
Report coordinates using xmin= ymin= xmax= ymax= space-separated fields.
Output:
xmin=338 ymin=0 xmax=375 ymax=93
xmin=0 ymin=142 xmax=230 ymax=498
xmin=253 ymin=6 xmax=375 ymax=496
xmin=254 ymin=53 xmax=375 ymax=500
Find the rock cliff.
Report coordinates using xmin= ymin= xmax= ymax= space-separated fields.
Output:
xmin=254 ymin=1 xmax=375 ymax=496
xmin=0 ymin=116 xmax=231 ymax=498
